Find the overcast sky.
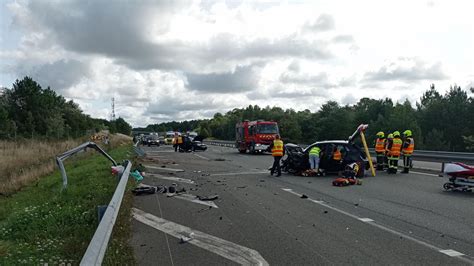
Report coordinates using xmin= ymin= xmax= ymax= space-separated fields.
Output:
xmin=1 ymin=0 xmax=473 ymax=127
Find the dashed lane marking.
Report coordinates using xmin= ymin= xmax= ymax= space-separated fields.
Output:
xmin=132 ymin=208 xmax=268 ymax=266
xmin=146 ymin=173 xmax=195 ymax=184
xmin=281 ymin=188 xmax=474 ymax=264
xmin=193 ymin=153 xmax=210 ymax=160
xmin=358 ymin=218 xmax=374 ymax=222
xmin=439 ymin=249 xmax=465 ymax=257
xmin=144 ymin=165 xmax=185 ymax=172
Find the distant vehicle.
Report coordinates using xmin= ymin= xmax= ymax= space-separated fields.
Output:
xmin=158 ymin=136 xmax=165 ymax=145
xmin=281 ymin=140 xmax=368 ymax=177
xmin=235 ymin=120 xmax=279 ymax=154
xmin=180 ymin=135 xmax=207 ymax=152
xmin=164 ymin=131 xmax=177 ymax=145
xmin=146 ymin=135 xmax=160 ymax=147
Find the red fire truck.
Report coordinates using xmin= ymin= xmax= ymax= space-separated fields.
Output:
xmin=235 ymin=120 xmax=280 ymax=154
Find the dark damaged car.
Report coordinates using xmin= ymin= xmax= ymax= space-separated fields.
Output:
xmin=281 ymin=140 xmax=369 ymax=177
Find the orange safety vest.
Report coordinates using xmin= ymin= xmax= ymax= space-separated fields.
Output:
xmin=402 ymin=137 xmax=415 ymax=155
xmin=333 ymin=149 xmax=342 ymax=161
xmin=375 ymin=138 xmax=386 ymax=153
xmin=272 ymin=139 xmax=284 ymax=157
xmin=390 ymin=138 xmax=402 ymax=157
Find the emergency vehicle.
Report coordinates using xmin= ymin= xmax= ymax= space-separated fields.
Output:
xmin=235 ymin=120 xmax=279 ymax=154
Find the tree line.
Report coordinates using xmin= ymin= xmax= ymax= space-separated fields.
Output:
xmin=0 ymin=77 xmax=132 ymax=139
xmin=139 ymin=85 xmax=474 ymax=152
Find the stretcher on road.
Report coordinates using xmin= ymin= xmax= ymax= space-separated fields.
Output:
xmin=442 ymin=162 xmax=474 ymax=192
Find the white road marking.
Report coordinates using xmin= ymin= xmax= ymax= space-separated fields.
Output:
xmin=145 ymin=165 xmax=185 ymax=172
xmin=281 ymin=188 xmax=474 ymax=263
xmin=410 ymin=171 xmax=439 ymax=177
xmin=146 ymin=150 xmax=176 ymax=153
xmin=193 ymin=153 xmax=210 ymax=160
xmin=172 ymin=193 xmax=219 ymax=208
xmin=210 ymin=171 xmax=268 ymax=176
xmin=147 ymin=173 xmax=195 ymax=184
xmin=132 ymin=208 xmax=268 ymax=266
xmin=439 ymin=249 xmax=465 ymax=257
xmin=358 ymin=218 xmax=374 ymax=222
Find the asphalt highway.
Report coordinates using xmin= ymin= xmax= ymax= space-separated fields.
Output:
xmin=131 ymin=145 xmax=474 ymax=265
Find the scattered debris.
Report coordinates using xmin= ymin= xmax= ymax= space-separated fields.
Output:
xmin=354 ymin=203 xmax=359 ymax=206
xmin=180 ymin=232 xmax=195 ymax=243
xmin=324 ymin=210 xmax=328 ymax=214
xmin=132 ymin=186 xmax=157 ymax=195
xmin=215 ymin=158 xmax=226 ymax=161
xmin=131 ymin=170 xmax=144 ymax=182
xmin=111 ymin=165 xmax=124 ymax=175
xmin=301 ymin=169 xmax=321 ymax=177
xmin=237 ymin=185 xmax=247 ymax=189
xmin=332 ymin=178 xmax=362 ymax=187
xmin=219 ymin=216 xmax=223 ymax=220
xmin=201 ymin=173 xmax=210 ymax=176
xmin=259 ymin=179 xmax=265 ymax=182
xmin=161 ymin=165 xmax=166 ymax=168
xmin=197 ymin=195 xmax=219 ymax=201
xmin=300 ymin=194 xmax=308 ymax=199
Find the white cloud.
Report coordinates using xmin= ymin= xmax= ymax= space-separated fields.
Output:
xmin=0 ymin=0 xmax=473 ymax=127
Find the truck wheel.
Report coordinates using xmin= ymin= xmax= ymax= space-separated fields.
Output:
xmin=239 ymin=149 xmax=246 ymax=153
xmin=249 ymin=144 xmax=255 ymax=154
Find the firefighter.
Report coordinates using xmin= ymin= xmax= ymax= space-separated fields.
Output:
xmin=177 ymin=134 xmax=184 ymax=152
xmin=268 ymin=135 xmax=284 ymax=177
xmin=401 ymin=130 xmax=415 ymax=173
xmin=384 ymin=133 xmax=393 ymax=170
xmin=374 ymin=131 xmax=386 ymax=170
xmin=172 ymin=132 xmax=178 ymax=152
xmin=332 ymin=146 xmax=343 ymax=172
xmin=387 ymin=131 xmax=402 ymax=174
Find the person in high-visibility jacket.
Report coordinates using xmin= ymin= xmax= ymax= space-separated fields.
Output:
xmin=384 ymin=133 xmax=393 ymax=170
xmin=386 ymin=131 xmax=402 ymax=174
xmin=268 ymin=135 xmax=284 ymax=177
xmin=374 ymin=131 xmax=386 ymax=170
xmin=332 ymin=146 xmax=343 ymax=172
xmin=308 ymin=145 xmax=321 ymax=173
xmin=401 ymin=130 xmax=415 ymax=173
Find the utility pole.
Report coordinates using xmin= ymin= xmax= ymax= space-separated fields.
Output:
xmin=111 ymin=97 xmax=116 ymax=121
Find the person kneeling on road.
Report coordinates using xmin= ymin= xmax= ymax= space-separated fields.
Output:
xmin=268 ymin=135 xmax=284 ymax=177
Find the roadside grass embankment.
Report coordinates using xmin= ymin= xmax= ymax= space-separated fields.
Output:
xmin=0 ymin=140 xmax=136 ymax=265
xmin=0 ymin=139 xmax=85 ymax=195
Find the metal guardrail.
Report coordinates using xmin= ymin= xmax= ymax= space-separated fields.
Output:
xmin=56 ymin=142 xmax=117 ymax=189
xmin=80 ymin=160 xmax=132 ymax=265
xmin=204 ymin=140 xmax=474 ymax=163
xmin=133 ymin=141 xmax=145 ymax=156
xmin=205 ymin=140 xmax=236 ymax=148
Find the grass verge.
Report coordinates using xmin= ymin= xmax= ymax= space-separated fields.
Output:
xmin=0 ymin=143 xmax=136 ymax=265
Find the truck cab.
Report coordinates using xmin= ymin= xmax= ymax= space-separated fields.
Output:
xmin=236 ymin=120 xmax=279 ymax=154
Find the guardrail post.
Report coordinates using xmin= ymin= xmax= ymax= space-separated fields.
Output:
xmin=97 ymin=205 xmax=107 ymax=222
